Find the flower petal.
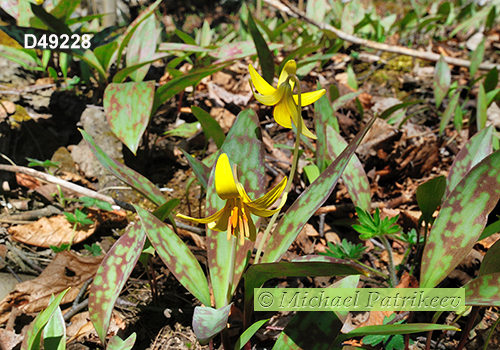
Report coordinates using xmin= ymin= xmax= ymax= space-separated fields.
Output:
xmin=293 ymin=89 xmax=326 ymax=106
xmin=273 ymin=99 xmax=293 ymax=128
xmin=215 ymin=153 xmax=239 ymax=199
xmin=285 ymin=88 xmax=317 ymax=139
xmin=208 ymin=203 xmax=233 ymax=231
xmin=250 ymin=82 xmax=285 ymax=106
xmin=246 ymin=214 xmax=257 ymax=242
xmin=249 ymin=64 xmax=275 ymax=95
xmin=278 ymin=60 xmax=296 ymax=89
xmin=176 ymin=205 xmax=226 ymax=224
xmin=247 ymin=205 xmax=284 ymax=218
xmin=299 ymin=117 xmax=317 ymax=139
xmin=246 ymin=176 xmax=287 ymax=209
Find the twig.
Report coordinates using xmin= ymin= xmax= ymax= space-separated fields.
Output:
xmin=0 ymin=255 xmax=23 ymax=282
xmin=265 ymin=0 xmax=500 ymax=71
xmin=0 ymin=164 xmax=205 ymax=236
xmin=63 ymin=278 xmax=93 ymax=322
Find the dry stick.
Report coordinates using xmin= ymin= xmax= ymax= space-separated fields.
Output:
xmin=0 ymin=164 xmax=205 ymax=235
xmin=265 ymin=0 xmax=500 ymax=71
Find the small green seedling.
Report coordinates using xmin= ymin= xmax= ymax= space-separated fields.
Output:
xmin=50 ymin=209 xmax=93 ymax=252
xmin=362 ymin=314 xmax=407 ymax=350
xmin=79 ymin=196 xmax=114 ymax=212
xmin=319 ymin=238 xmax=367 ymax=260
xmin=84 ymin=243 xmax=103 ymax=257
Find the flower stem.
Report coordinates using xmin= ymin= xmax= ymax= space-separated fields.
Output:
xmin=380 ymin=235 xmax=398 ymax=287
xmin=255 ymin=75 xmax=302 ymax=264
xmin=227 ymin=234 xmax=238 ymax=303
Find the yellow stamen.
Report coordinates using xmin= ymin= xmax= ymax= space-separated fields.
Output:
xmin=231 ymin=206 xmax=238 ymax=229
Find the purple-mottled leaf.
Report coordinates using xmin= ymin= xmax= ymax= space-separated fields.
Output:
xmin=115 ymin=0 xmax=162 ymax=68
xmin=464 ymin=273 xmax=500 ymax=306
xmin=152 ymin=63 xmax=229 ymax=115
xmin=180 ymin=149 xmax=210 ymax=190
xmin=158 ymin=42 xmax=212 ymax=53
xmin=247 ymin=13 xmax=274 ymax=84
xmin=326 ymin=125 xmax=371 ymax=212
xmin=113 ymin=54 xmax=169 ymax=83
xmin=104 ymin=81 xmax=155 ymax=155
xmin=446 ymin=126 xmax=493 ymax=197
xmin=134 ymin=205 xmax=211 ymax=307
xmin=421 ymin=148 xmax=500 ymax=288
xmin=272 ymin=311 xmax=342 ymax=350
xmin=0 ymin=0 xmax=19 ymax=20
xmin=206 ymin=109 xmax=265 ymax=308
xmin=80 ymin=129 xmax=165 ymax=206
xmin=89 ymin=223 xmax=146 ymax=345
xmin=192 ymin=106 xmax=226 ymax=149
xmin=126 ymin=13 xmax=160 ymax=82
xmin=479 ymin=239 xmax=500 ymax=276
xmin=262 ymin=117 xmax=377 ymax=263
xmin=20 ymin=288 xmax=70 ymax=350
xmin=192 ymin=304 xmax=232 ymax=345
xmin=416 ymin=175 xmax=446 ymax=224
xmin=211 ymin=41 xmax=282 ymax=64
xmin=234 ymin=318 xmax=269 ymax=350
xmin=107 ymin=333 xmax=136 ymax=350
xmin=244 ymin=257 xmax=368 ymax=327
xmin=434 ymin=55 xmax=451 ymax=108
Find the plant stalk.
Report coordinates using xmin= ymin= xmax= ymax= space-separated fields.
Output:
xmin=380 ymin=235 xmax=398 ymax=287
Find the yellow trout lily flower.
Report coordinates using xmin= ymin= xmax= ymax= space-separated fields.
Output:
xmin=249 ymin=60 xmax=325 ymax=139
xmin=177 ymin=153 xmax=287 ymax=245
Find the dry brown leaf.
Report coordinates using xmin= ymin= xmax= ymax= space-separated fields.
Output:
xmin=66 ymin=311 xmax=126 ymax=344
xmin=9 ymin=215 xmax=96 ymax=248
xmin=0 ymin=251 xmax=103 ymax=324
xmin=0 ymin=328 xmax=22 ymax=350
xmin=15 ymin=173 xmax=40 ymax=190
xmin=210 ymin=107 xmax=236 ymax=133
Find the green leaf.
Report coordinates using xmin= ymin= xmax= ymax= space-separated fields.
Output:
xmin=416 ymin=175 xmax=446 ymax=224
xmin=378 ymin=101 xmax=420 ymax=120
xmin=434 ymin=55 xmax=451 ymax=108
xmin=192 ymin=304 xmax=232 ymax=345
xmin=446 ymin=126 xmax=493 ymax=197
xmin=30 ymin=3 xmax=71 ymax=34
xmin=180 ymin=149 xmax=210 ymax=190
xmin=20 ymin=288 xmax=70 ymax=350
xmin=94 ymin=41 xmax=118 ymax=73
xmin=421 ymin=148 xmax=500 ymax=288
xmin=484 ymin=67 xmax=498 ymax=93
xmin=192 ymin=106 xmax=226 ymax=149
xmin=206 ymin=109 xmax=265 ymax=308
xmin=163 ymin=121 xmax=200 ymax=138
xmin=89 ymin=223 xmax=146 ymax=345
xmin=80 ymin=130 xmax=166 ymax=207
xmin=262 ymin=117 xmax=377 ymax=263
xmin=479 ymin=239 xmax=500 ymax=276
xmin=470 ymin=38 xmax=486 ymax=78
xmin=303 ymin=164 xmax=320 ymax=183
xmin=84 ymin=243 xmax=103 ymax=257
xmin=104 ymin=81 xmax=155 ymax=155
xmin=247 ymin=13 xmax=274 ymax=84
xmin=42 ymin=296 xmax=65 ymax=350
xmin=126 ymin=13 xmax=160 ymax=82
xmin=80 ymin=197 xmax=114 ymax=211
xmin=326 ymin=125 xmax=371 ymax=212
xmin=439 ymin=91 xmax=460 ymax=136
xmin=346 ymin=65 xmax=358 ymax=90
xmin=152 ymin=198 xmax=180 ymax=222
xmin=113 ymin=54 xmax=169 ymax=83
xmin=134 ymin=205 xmax=211 ymax=307
xmin=107 ymin=333 xmax=136 ymax=350
xmin=234 ymin=319 xmax=269 ymax=350
xmin=477 ymin=83 xmax=488 ymax=131
xmin=211 ymin=41 xmax=283 ymax=65
xmin=478 ymin=218 xmax=500 ymax=241
xmin=158 ymin=42 xmax=211 ymax=53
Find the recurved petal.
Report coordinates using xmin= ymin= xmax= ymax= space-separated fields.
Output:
xmin=293 ymin=89 xmax=326 ymax=106
xmin=285 ymin=88 xmax=317 ymax=139
xmin=247 ymin=205 xmax=284 ymax=218
xmin=273 ymin=99 xmax=293 ymax=128
xmin=249 ymin=64 xmax=275 ymax=95
xmin=250 ymin=82 xmax=285 ymax=106
xmin=208 ymin=206 xmax=232 ymax=232
xmin=215 ymin=153 xmax=240 ymax=199
xmin=246 ymin=176 xmax=287 ymax=208
xmin=299 ymin=117 xmax=317 ymax=139
xmin=246 ymin=215 xmax=257 ymax=242
xmin=176 ymin=206 xmax=226 ymax=224
xmin=278 ymin=60 xmax=297 ymax=89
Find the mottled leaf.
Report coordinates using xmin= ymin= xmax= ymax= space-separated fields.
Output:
xmin=326 ymin=125 xmax=371 ymax=212
xmin=192 ymin=106 xmax=226 ymax=149
xmin=247 ymin=13 xmax=274 ymax=84
xmin=262 ymin=117 xmax=377 ymax=263
xmin=192 ymin=304 xmax=232 ymax=345
xmin=446 ymin=126 xmax=493 ymax=197
xmin=439 ymin=91 xmax=460 ymax=136
xmin=158 ymin=42 xmax=212 ymax=53
xmin=115 ymin=0 xmax=162 ymax=68
xmin=81 ymin=129 xmax=166 ymax=206
xmin=206 ymin=109 xmax=265 ymax=308
xmin=416 ymin=175 xmax=446 ymax=224
xmin=104 ymin=81 xmax=155 ymax=155
xmin=21 ymin=288 xmax=70 ymax=350
xmin=113 ymin=54 xmax=169 ymax=83
xmin=421 ymin=149 xmax=500 ymax=288
xmin=470 ymin=38 xmax=485 ymax=78
xmin=107 ymin=333 xmax=136 ymax=350
xmin=152 ymin=63 xmax=228 ymax=115
xmin=211 ymin=41 xmax=282 ymax=64
xmin=464 ymin=273 xmax=500 ymax=306
xmin=477 ymin=84 xmax=488 ymax=131
xmin=126 ymin=14 xmax=160 ymax=82
xmin=134 ymin=205 xmax=211 ymax=307
xmin=272 ymin=311 xmax=342 ymax=350
xmin=89 ymin=223 xmax=146 ymax=344
xmin=180 ymin=149 xmax=210 ymax=190
xmin=434 ymin=55 xmax=451 ymax=108
xmin=234 ymin=319 xmax=269 ymax=350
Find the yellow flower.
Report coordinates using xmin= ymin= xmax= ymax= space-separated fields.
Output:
xmin=249 ymin=60 xmax=325 ymax=139
xmin=177 ymin=153 xmax=287 ymax=245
